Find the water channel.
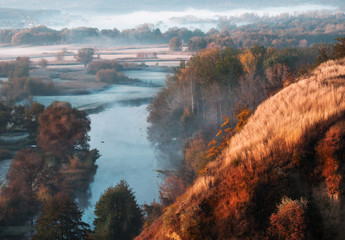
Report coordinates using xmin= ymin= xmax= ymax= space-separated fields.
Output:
xmin=3 ymin=69 xmax=169 ymax=226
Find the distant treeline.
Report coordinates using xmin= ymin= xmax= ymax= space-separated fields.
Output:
xmin=1 ymin=13 xmax=345 ymax=48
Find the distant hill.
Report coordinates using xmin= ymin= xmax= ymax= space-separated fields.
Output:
xmin=136 ymin=58 xmax=345 ymax=239
xmin=1 ymin=0 xmax=344 ymax=12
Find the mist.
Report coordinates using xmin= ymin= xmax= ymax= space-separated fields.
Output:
xmin=62 ymin=5 xmax=337 ymax=31
xmin=0 ymin=4 xmax=339 ymax=31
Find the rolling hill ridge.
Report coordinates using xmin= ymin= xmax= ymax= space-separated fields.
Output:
xmin=137 ymin=57 xmax=345 ymax=240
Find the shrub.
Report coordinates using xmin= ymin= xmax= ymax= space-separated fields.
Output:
xmin=169 ymin=37 xmax=182 ymax=51
xmin=25 ymin=78 xmax=56 ymax=95
xmin=96 ymin=69 xmax=127 ymax=83
xmin=316 ymin=121 xmax=345 ymax=198
xmin=38 ymin=58 xmax=48 ymax=68
xmin=269 ymin=197 xmax=308 ymax=240
xmin=86 ymin=60 xmax=123 ymax=74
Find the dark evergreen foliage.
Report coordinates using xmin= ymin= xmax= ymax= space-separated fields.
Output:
xmin=94 ymin=180 xmax=143 ymax=240
xmin=32 ymin=195 xmax=91 ymax=240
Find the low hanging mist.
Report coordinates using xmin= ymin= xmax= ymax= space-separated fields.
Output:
xmin=0 ymin=4 xmax=338 ymax=31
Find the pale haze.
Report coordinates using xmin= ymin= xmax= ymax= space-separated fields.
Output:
xmin=0 ymin=0 xmax=341 ymax=31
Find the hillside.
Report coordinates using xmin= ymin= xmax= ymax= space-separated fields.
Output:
xmin=137 ymin=58 xmax=345 ymax=239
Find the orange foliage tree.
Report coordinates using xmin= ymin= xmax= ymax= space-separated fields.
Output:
xmin=159 ymin=175 xmax=186 ymax=207
xmin=37 ymin=101 xmax=90 ymax=161
xmin=184 ymin=135 xmax=208 ymax=179
xmin=206 ymin=116 xmax=234 ymax=162
xmin=316 ymin=121 xmax=345 ymax=198
xmin=234 ymin=105 xmax=252 ymax=132
xmin=269 ymin=197 xmax=308 ymax=240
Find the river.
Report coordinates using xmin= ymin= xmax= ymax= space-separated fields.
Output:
xmin=33 ymin=69 xmax=169 ymax=225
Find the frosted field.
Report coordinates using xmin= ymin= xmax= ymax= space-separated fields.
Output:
xmin=0 ymin=44 xmax=191 ymax=67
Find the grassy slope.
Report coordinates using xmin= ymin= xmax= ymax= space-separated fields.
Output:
xmin=137 ymin=58 xmax=345 ymax=239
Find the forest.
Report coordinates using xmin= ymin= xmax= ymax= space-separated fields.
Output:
xmin=0 ymin=12 xmax=344 ymax=48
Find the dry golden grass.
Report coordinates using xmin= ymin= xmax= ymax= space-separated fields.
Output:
xmin=220 ymin=58 xmax=345 ymax=169
xmin=188 ymin=58 xmax=345 ymax=200
xmin=182 ymin=176 xmax=215 ymax=205
xmin=137 ymin=58 xmax=345 ymax=239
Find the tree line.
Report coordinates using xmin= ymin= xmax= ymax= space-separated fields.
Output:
xmin=1 ymin=13 xmax=344 ymax=49
xmin=0 ymin=56 xmax=56 ymax=103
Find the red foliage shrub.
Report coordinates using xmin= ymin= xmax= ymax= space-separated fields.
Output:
xmin=316 ymin=121 xmax=345 ymax=197
xmin=159 ymin=175 xmax=186 ymax=207
xmin=269 ymin=197 xmax=307 ymax=240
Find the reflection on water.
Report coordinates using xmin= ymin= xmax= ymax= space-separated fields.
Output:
xmin=34 ymin=71 xmax=168 ymax=113
xmin=123 ymin=70 xmax=169 ymax=86
xmin=34 ymin=84 xmax=159 ymax=112
xmin=0 ymin=159 xmax=11 ymax=188
xmin=82 ymin=104 xmax=159 ymax=225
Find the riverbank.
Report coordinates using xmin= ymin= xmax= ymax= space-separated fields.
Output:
xmin=0 ymin=44 xmax=184 ymax=236
xmin=29 ymin=63 xmax=173 ymax=96
xmin=0 ymin=44 xmax=191 ymax=66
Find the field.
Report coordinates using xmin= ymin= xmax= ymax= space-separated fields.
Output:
xmin=0 ymin=44 xmax=191 ymax=66
xmin=0 ymin=44 xmax=191 ymax=94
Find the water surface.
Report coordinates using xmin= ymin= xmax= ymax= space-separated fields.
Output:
xmin=34 ymin=70 xmax=167 ymax=225
xmin=0 ymin=159 xmax=11 ymax=188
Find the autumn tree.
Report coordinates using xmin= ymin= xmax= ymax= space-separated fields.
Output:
xmin=239 ymin=49 xmax=257 ymax=75
xmin=169 ymin=37 xmax=182 ymax=51
xmin=32 ymin=194 xmax=91 ymax=240
xmin=265 ymin=63 xmax=292 ymax=95
xmin=269 ymin=197 xmax=308 ymax=240
xmin=333 ymin=37 xmax=345 ymax=60
xmin=0 ymin=102 xmax=11 ymax=133
xmin=0 ymin=178 xmax=37 ymax=225
xmin=206 ymin=116 xmax=234 ymax=162
xmin=38 ymin=58 xmax=48 ymax=68
xmin=37 ymin=101 xmax=90 ymax=161
xmin=141 ymin=200 xmax=162 ymax=228
xmin=75 ymin=48 xmax=95 ymax=67
xmin=187 ymin=37 xmax=207 ymax=51
xmin=12 ymin=56 xmax=30 ymax=78
xmin=8 ymin=149 xmax=45 ymax=194
xmin=94 ymin=180 xmax=143 ymax=240
xmin=24 ymin=101 xmax=45 ymax=137
xmin=96 ymin=69 xmax=127 ymax=83
xmin=234 ymin=105 xmax=252 ymax=132
xmin=0 ymin=149 xmax=51 ymax=225
xmin=316 ymin=121 xmax=345 ymax=198
xmin=56 ymin=48 xmax=67 ymax=62
xmin=86 ymin=59 xmax=123 ymax=74
xmin=184 ymin=136 xmax=208 ymax=179
xmin=159 ymin=175 xmax=186 ymax=207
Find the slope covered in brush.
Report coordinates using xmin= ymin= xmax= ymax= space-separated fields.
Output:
xmin=137 ymin=58 xmax=345 ymax=240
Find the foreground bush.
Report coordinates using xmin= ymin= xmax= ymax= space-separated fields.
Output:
xmin=269 ymin=197 xmax=308 ymax=240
